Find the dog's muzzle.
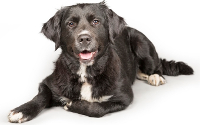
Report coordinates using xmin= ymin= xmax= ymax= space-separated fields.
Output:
xmin=75 ymin=34 xmax=98 ymax=64
xmin=77 ymin=34 xmax=92 ymax=47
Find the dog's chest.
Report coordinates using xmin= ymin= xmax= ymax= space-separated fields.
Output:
xmin=77 ymin=63 xmax=112 ymax=103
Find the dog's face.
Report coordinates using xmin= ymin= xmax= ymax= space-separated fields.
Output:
xmin=61 ymin=4 xmax=109 ymax=65
xmin=42 ymin=2 xmax=126 ymax=65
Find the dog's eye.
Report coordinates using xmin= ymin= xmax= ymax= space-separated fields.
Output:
xmin=68 ymin=21 xmax=75 ymax=27
xmin=92 ymin=19 xmax=100 ymax=25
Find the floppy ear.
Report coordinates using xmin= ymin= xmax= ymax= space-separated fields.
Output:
xmin=106 ymin=9 xmax=127 ymax=43
xmin=41 ymin=8 xmax=65 ymax=51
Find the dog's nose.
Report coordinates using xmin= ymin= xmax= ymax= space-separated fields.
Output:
xmin=78 ymin=35 xmax=92 ymax=45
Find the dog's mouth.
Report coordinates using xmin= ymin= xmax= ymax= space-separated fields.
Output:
xmin=78 ymin=50 xmax=98 ymax=62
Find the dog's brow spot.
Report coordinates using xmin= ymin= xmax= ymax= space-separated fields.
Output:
xmin=78 ymin=30 xmax=90 ymax=36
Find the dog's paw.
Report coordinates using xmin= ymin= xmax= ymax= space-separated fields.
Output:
xmin=8 ymin=111 xmax=28 ymax=123
xmin=60 ymin=96 xmax=72 ymax=111
xmin=64 ymin=101 xmax=72 ymax=111
xmin=60 ymin=97 xmax=71 ymax=105
xmin=148 ymin=74 xmax=166 ymax=86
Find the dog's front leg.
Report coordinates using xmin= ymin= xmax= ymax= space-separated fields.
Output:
xmin=64 ymin=100 xmax=129 ymax=117
xmin=8 ymin=83 xmax=52 ymax=123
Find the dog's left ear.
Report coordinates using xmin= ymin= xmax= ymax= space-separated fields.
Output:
xmin=106 ymin=9 xmax=127 ymax=43
xmin=41 ymin=8 xmax=65 ymax=51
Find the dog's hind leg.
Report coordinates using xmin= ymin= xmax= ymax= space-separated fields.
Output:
xmin=137 ymin=70 xmax=166 ymax=86
xmin=128 ymin=28 xmax=166 ymax=86
xmin=136 ymin=69 xmax=149 ymax=81
xmin=129 ymin=27 xmax=193 ymax=84
xmin=8 ymin=83 xmax=52 ymax=123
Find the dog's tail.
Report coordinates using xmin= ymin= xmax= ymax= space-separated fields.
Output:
xmin=160 ymin=59 xmax=194 ymax=76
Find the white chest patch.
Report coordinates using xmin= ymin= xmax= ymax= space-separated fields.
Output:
xmin=80 ymin=82 xmax=93 ymax=102
xmin=80 ymin=82 xmax=112 ymax=103
xmin=77 ymin=63 xmax=112 ymax=103
xmin=77 ymin=63 xmax=87 ymax=82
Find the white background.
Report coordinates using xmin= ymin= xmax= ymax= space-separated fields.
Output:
xmin=0 ymin=0 xmax=200 ymax=125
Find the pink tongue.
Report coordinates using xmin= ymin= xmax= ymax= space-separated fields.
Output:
xmin=79 ymin=52 xmax=93 ymax=60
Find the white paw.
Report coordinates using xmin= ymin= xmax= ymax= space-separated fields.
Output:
xmin=148 ymin=74 xmax=166 ymax=86
xmin=64 ymin=101 xmax=72 ymax=111
xmin=8 ymin=111 xmax=27 ymax=123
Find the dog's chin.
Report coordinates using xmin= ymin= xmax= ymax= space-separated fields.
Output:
xmin=78 ymin=50 xmax=98 ymax=65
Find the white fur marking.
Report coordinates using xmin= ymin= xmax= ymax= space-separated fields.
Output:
xmin=86 ymin=60 xmax=94 ymax=66
xmin=64 ymin=105 xmax=68 ymax=110
xmin=159 ymin=76 xmax=166 ymax=85
xmin=8 ymin=111 xmax=27 ymax=123
xmin=80 ymin=82 xmax=112 ymax=103
xmin=98 ymin=95 xmax=113 ymax=102
xmin=148 ymin=74 xmax=166 ymax=86
xmin=137 ymin=70 xmax=149 ymax=81
xmin=149 ymin=74 xmax=159 ymax=86
xmin=77 ymin=63 xmax=112 ymax=103
xmin=63 ymin=100 xmax=72 ymax=110
xmin=77 ymin=63 xmax=87 ymax=82
xmin=66 ymin=101 xmax=72 ymax=106
xmin=81 ymin=82 xmax=93 ymax=102
xmin=78 ymin=30 xmax=90 ymax=36
xmin=62 ymin=97 xmax=72 ymax=111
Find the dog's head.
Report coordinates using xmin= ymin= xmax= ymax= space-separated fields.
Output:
xmin=41 ymin=2 xmax=126 ymax=65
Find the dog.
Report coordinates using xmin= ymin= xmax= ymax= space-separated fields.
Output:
xmin=8 ymin=1 xmax=193 ymax=123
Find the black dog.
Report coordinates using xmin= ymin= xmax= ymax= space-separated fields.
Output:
xmin=8 ymin=2 xmax=193 ymax=123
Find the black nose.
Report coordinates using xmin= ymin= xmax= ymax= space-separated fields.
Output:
xmin=78 ymin=35 xmax=92 ymax=44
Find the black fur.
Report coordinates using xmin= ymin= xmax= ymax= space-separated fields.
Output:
xmin=161 ymin=59 xmax=193 ymax=76
xmin=9 ymin=2 xmax=193 ymax=123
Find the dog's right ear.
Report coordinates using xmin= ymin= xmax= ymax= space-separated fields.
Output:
xmin=41 ymin=8 xmax=65 ymax=51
